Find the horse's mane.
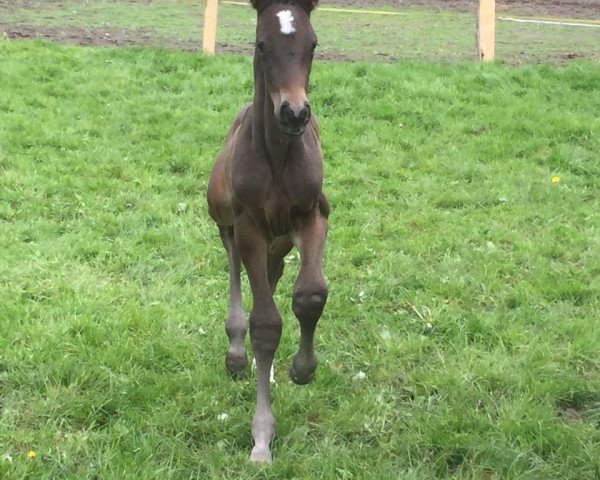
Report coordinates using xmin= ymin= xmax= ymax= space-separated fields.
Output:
xmin=250 ymin=0 xmax=319 ymax=14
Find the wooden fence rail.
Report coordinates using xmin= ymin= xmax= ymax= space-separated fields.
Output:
xmin=203 ymin=0 xmax=496 ymax=61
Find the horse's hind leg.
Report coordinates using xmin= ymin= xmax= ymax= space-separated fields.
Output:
xmin=289 ymin=209 xmax=328 ymax=385
xmin=220 ymin=226 xmax=248 ymax=378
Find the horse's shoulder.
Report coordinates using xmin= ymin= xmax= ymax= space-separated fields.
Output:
xmin=225 ymin=103 xmax=253 ymax=141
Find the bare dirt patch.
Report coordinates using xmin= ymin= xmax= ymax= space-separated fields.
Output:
xmin=2 ymin=23 xmax=139 ymax=47
xmin=1 ymin=23 xmax=199 ymax=50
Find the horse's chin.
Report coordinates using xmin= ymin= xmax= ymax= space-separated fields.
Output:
xmin=278 ymin=123 xmax=306 ymax=137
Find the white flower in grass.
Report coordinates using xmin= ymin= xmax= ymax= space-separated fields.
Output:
xmin=198 ymin=326 xmax=207 ymax=335
xmin=353 ymin=370 xmax=367 ymax=381
xmin=380 ymin=328 xmax=392 ymax=341
xmin=217 ymin=413 xmax=229 ymax=421
xmin=350 ymin=290 xmax=366 ymax=305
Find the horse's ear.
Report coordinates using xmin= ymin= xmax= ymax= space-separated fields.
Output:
xmin=249 ymin=0 xmax=262 ymax=11
xmin=298 ymin=0 xmax=319 ymax=13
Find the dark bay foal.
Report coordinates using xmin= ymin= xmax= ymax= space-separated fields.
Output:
xmin=206 ymin=0 xmax=329 ymax=463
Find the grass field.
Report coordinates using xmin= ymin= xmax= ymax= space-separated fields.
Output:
xmin=1 ymin=38 xmax=600 ymax=479
xmin=1 ymin=0 xmax=599 ymax=63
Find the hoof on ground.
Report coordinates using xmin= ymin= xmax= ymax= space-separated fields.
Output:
xmin=250 ymin=446 xmax=272 ymax=464
xmin=289 ymin=364 xmax=316 ymax=385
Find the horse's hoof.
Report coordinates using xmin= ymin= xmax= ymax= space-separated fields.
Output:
xmin=250 ymin=446 xmax=272 ymax=464
xmin=289 ymin=364 xmax=316 ymax=385
xmin=226 ymin=348 xmax=248 ymax=379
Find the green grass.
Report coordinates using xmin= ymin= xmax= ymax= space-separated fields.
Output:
xmin=1 ymin=0 xmax=599 ymax=63
xmin=1 ymin=39 xmax=600 ymax=479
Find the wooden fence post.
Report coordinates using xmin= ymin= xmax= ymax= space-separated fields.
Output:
xmin=477 ymin=0 xmax=495 ymax=61
xmin=203 ymin=0 xmax=219 ymax=54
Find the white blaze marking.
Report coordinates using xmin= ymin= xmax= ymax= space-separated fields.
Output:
xmin=277 ymin=10 xmax=296 ymax=35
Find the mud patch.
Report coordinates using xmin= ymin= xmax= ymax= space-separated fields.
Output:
xmin=559 ymin=51 xmax=586 ymax=60
xmin=1 ymin=23 xmax=199 ymax=50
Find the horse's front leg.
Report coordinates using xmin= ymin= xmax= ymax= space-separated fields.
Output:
xmin=289 ymin=207 xmax=328 ymax=385
xmin=235 ymin=213 xmax=282 ymax=463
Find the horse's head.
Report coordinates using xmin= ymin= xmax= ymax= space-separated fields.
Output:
xmin=252 ymin=0 xmax=319 ymax=136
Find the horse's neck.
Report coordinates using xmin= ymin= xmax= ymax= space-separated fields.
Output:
xmin=251 ymin=69 xmax=295 ymax=166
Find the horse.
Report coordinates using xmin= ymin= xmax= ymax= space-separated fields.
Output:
xmin=206 ymin=0 xmax=328 ymax=463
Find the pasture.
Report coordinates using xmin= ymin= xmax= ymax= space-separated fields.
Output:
xmin=1 ymin=21 xmax=600 ymax=480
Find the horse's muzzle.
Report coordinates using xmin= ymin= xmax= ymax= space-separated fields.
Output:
xmin=279 ymin=101 xmax=311 ymax=136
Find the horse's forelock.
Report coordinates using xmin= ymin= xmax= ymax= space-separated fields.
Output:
xmin=250 ymin=0 xmax=318 ymax=15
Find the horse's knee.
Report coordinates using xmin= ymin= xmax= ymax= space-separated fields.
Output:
xmin=249 ymin=308 xmax=282 ymax=354
xmin=293 ymin=285 xmax=328 ymax=323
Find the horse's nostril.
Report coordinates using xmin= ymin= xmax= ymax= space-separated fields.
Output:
xmin=286 ymin=107 xmax=296 ymax=121
xmin=299 ymin=104 xmax=310 ymax=123
xmin=280 ymin=101 xmax=291 ymax=119
xmin=280 ymin=101 xmax=311 ymax=130
xmin=295 ymin=104 xmax=311 ymax=127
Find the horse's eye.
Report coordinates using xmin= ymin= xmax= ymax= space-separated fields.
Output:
xmin=256 ymin=41 xmax=265 ymax=53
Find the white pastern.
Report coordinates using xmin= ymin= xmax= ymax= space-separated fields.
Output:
xmin=276 ymin=10 xmax=296 ymax=35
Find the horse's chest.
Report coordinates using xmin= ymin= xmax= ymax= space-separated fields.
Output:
xmin=237 ymin=167 xmax=317 ymax=237
xmin=259 ymin=173 xmax=317 ymax=230
xmin=231 ymin=144 xmax=323 ymax=235
xmin=279 ymin=167 xmax=322 ymax=210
